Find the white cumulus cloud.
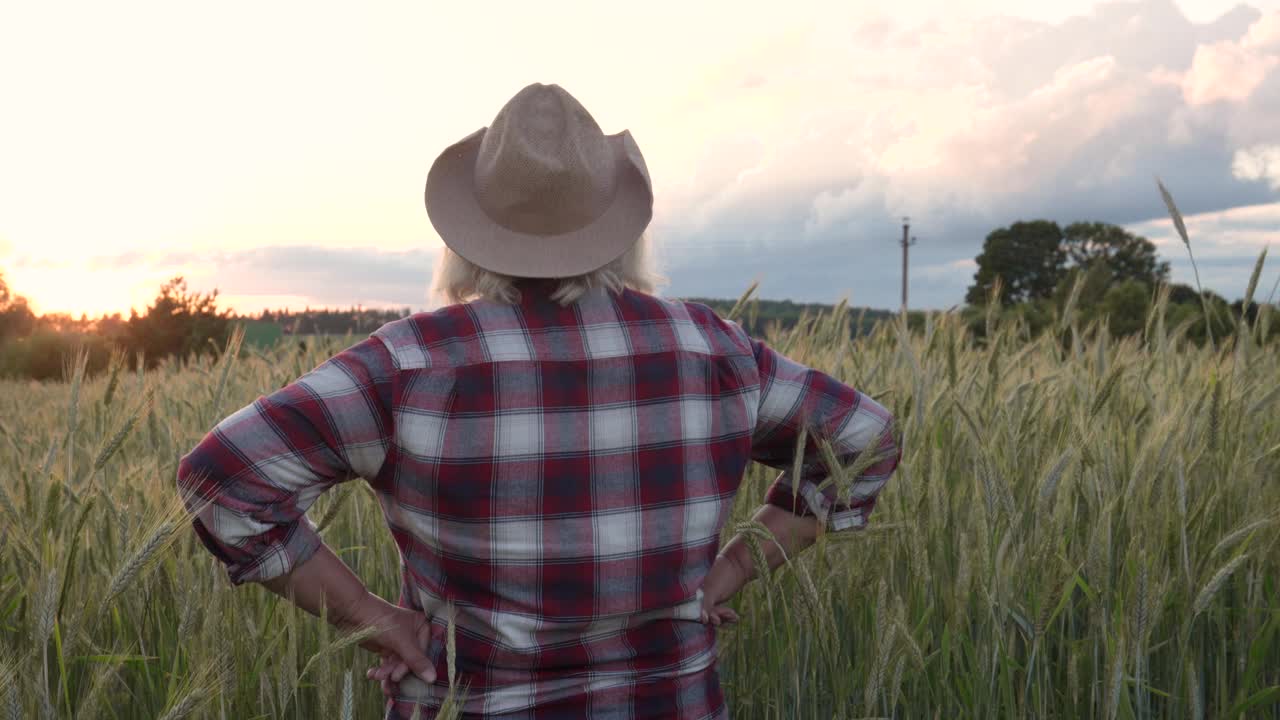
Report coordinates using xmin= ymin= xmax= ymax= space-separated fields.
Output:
xmin=1243 ymin=10 xmax=1280 ymax=49
xmin=1181 ymin=10 xmax=1280 ymax=104
xmin=1233 ymin=144 xmax=1280 ymax=188
xmin=1182 ymin=39 xmax=1279 ymax=103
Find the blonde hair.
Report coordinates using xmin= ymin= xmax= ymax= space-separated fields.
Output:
xmin=429 ymin=231 xmax=667 ymax=308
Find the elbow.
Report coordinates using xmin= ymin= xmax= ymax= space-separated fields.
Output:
xmin=867 ymin=416 xmax=902 ymax=478
xmin=175 ymin=452 xmax=194 ymax=505
xmin=887 ymin=415 xmax=903 ymax=461
xmin=175 ymin=445 xmax=217 ymax=516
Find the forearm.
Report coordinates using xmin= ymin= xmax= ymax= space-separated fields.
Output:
xmin=260 ymin=543 xmax=385 ymax=630
xmin=703 ymin=504 xmax=820 ymax=604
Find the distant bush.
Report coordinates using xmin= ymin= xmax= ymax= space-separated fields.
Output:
xmin=680 ymin=296 xmax=905 ymax=339
xmin=0 ymin=273 xmax=234 ymax=380
xmin=960 ymin=284 xmax=1276 ymax=348
xmin=1 ymin=271 xmax=37 ymax=346
xmin=0 ymin=330 xmax=112 ymax=381
xmin=1098 ymin=280 xmax=1151 ymax=338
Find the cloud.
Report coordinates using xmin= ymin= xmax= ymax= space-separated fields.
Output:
xmin=644 ymin=0 xmax=1280 ymax=307
xmin=76 ymin=245 xmax=440 ymax=311
xmin=11 ymin=256 xmax=61 ymax=271
xmin=1128 ymin=199 xmax=1280 ymax=253
xmin=1182 ymin=11 xmax=1280 ymax=105
xmin=88 ymin=251 xmax=147 ymax=271
xmin=1233 ymin=144 xmax=1280 ymax=188
xmin=1244 ymin=10 xmax=1280 ymax=49
xmin=917 ymin=258 xmax=979 ymax=281
xmin=9 ymin=0 xmax=1279 ymax=314
xmin=210 ymin=246 xmax=440 ymax=308
xmin=1124 ymin=199 xmax=1280 ymax=299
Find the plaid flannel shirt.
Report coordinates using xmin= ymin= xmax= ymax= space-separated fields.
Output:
xmin=177 ymin=279 xmax=900 ymax=719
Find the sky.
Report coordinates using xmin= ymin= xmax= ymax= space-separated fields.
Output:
xmin=2 ymin=0 xmax=1279 ymax=317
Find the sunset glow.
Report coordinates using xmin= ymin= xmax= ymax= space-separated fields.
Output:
xmin=3 ymin=0 xmax=1279 ymax=316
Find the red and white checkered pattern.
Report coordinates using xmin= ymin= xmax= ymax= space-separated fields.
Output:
xmin=178 ymin=280 xmax=900 ymax=718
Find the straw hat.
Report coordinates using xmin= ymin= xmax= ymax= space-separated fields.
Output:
xmin=424 ymin=83 xmax=654 ymax=278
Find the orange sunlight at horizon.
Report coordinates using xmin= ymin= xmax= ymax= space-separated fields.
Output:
xmin=3 ymin=0 xmax=1277 ymax=315
xmin=10 ymin=267 xmax=425 ymax=320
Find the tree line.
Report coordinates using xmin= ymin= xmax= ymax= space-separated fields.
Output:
xmin=961 ymin=220 xmax=1272 ymax=343
xmin=0 ymin=275 xmax=233 ymax=381
xmin=1 ymin=219 xmax=1274 ymax=381
xmin=256 ymin=306 xmax=414 ymax=336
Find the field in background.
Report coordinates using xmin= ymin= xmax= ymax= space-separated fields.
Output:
xmin=1 ymin=292 xmax=1278 ymax=719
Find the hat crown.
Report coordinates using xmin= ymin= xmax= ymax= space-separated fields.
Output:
xmin=473 ymin=83 xmax=618 ymax=236
xmin=424 ymin=82 xmax=654 ymax=279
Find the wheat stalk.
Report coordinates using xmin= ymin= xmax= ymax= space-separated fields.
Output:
xmin=863 ymin=596 xmax=895 ymax=717
xmin=5 ymin=683 xmax=17 ymax=720
xmin=156 ymin=687 xmax=211 ymax=720
xmin=1192 ymin=553 xmax=1248 ymax=616
xmin=1209 ymin=516 xmax=1278 ymax=559
xmin=1176 ymin=463 xmax=1192 ymax=589
xmin=1241 ymin=247 xmax=1267 ymax=314
xmin=90 ymin=389 xmax=155 ymax=476
xmin=887 ymin=653 xmax=907 ymax=713
xmin=1037 ymin=448 xmax=1073 ymax=515
xmin=446 ymin=601 xmax=459 ymax=690
xmin=0 ymin=480 xmax=18 ymax=525
xmin=0 ymin=650 xmax=26 ymax=720
xmin=102 ymin=520 xmax=180 ymax=611
xmin=724 ymin=281 xmax=760 ymax=323
xmin=1106 ymin=632 xmax=1125 ymax=720
xmin=1156 ymin=178 xmax=1216 ymax=349
xmin=733 ymin=521 xmax=779 ymax=583
xmin=1089 ymin=363 xmax=1124 ymax=419
xmin=1135 ymin=555 xmax=1150 ymax=646
xmin=35 ymin=568 xmax=59 ymax=648
xmin=101 ymin=349 xmax=125 ymax=408
xmin=316 ymin=484 xmax=356 ymax=533
xmin=340 ymin=670 xmax=354 ymax=720
xmin=1186 ymin=659 xmax=1203 ymax=720
xmin=63 ymin=347 xmax=88 ymax=484
xmin=72 ymin=655 xmax=124 ymax=720
xmin=1207 ymin=377 xmax=1221 ymax=453
xmin=895 ymin=617 xmax=926 ymax=671
xmin=291 ymin=622 xmax=381 ymax=707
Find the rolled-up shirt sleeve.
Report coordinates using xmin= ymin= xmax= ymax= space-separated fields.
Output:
xmin=748 ymin=337 xmax=900 ymax=532
xmin=176 ymin=336 xmax=398 ymax=586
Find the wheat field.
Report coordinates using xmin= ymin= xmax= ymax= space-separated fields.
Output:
xmin=1 ymin=285 xmax=1278 ymax=719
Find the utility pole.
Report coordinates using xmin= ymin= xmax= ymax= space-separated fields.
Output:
xmin=899 ymin=217 xmax=917 ymax=314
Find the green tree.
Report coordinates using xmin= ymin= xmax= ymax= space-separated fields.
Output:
xmin=1167 ymin=283 xmax=1203 ymax=305
xmin=1098 ymin=280 xmax=1151 ymax=337
xmin=125 ymin=276 xmax=231 ymax=368
xmin=966 ymin=220 xmax=1066 ymax=306
xmin=1052 ymin=261 xmax=1114 ymax=314
xmin=1061 ymin=222 xmax=1169 ymax=287
xmin=1165 ymin=292 xmax=1234 ymax=346
xmin=0 ymin=270 xmax=36 ymax=343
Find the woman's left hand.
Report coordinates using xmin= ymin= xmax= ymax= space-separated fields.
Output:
xmin=368 ymin=651 xmax=420 ymax=699
xmin=356 ymin=599 xmax=436 ymax=699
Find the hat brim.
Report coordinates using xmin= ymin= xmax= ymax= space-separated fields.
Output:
xmin=425 ymin=128 xmax=654 ymax=279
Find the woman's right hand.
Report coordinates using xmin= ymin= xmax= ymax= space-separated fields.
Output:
xmin=699 ymin=551 xmax=750 ymax=626
xmin=699 ymin=595 xmax=740 ymax=626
